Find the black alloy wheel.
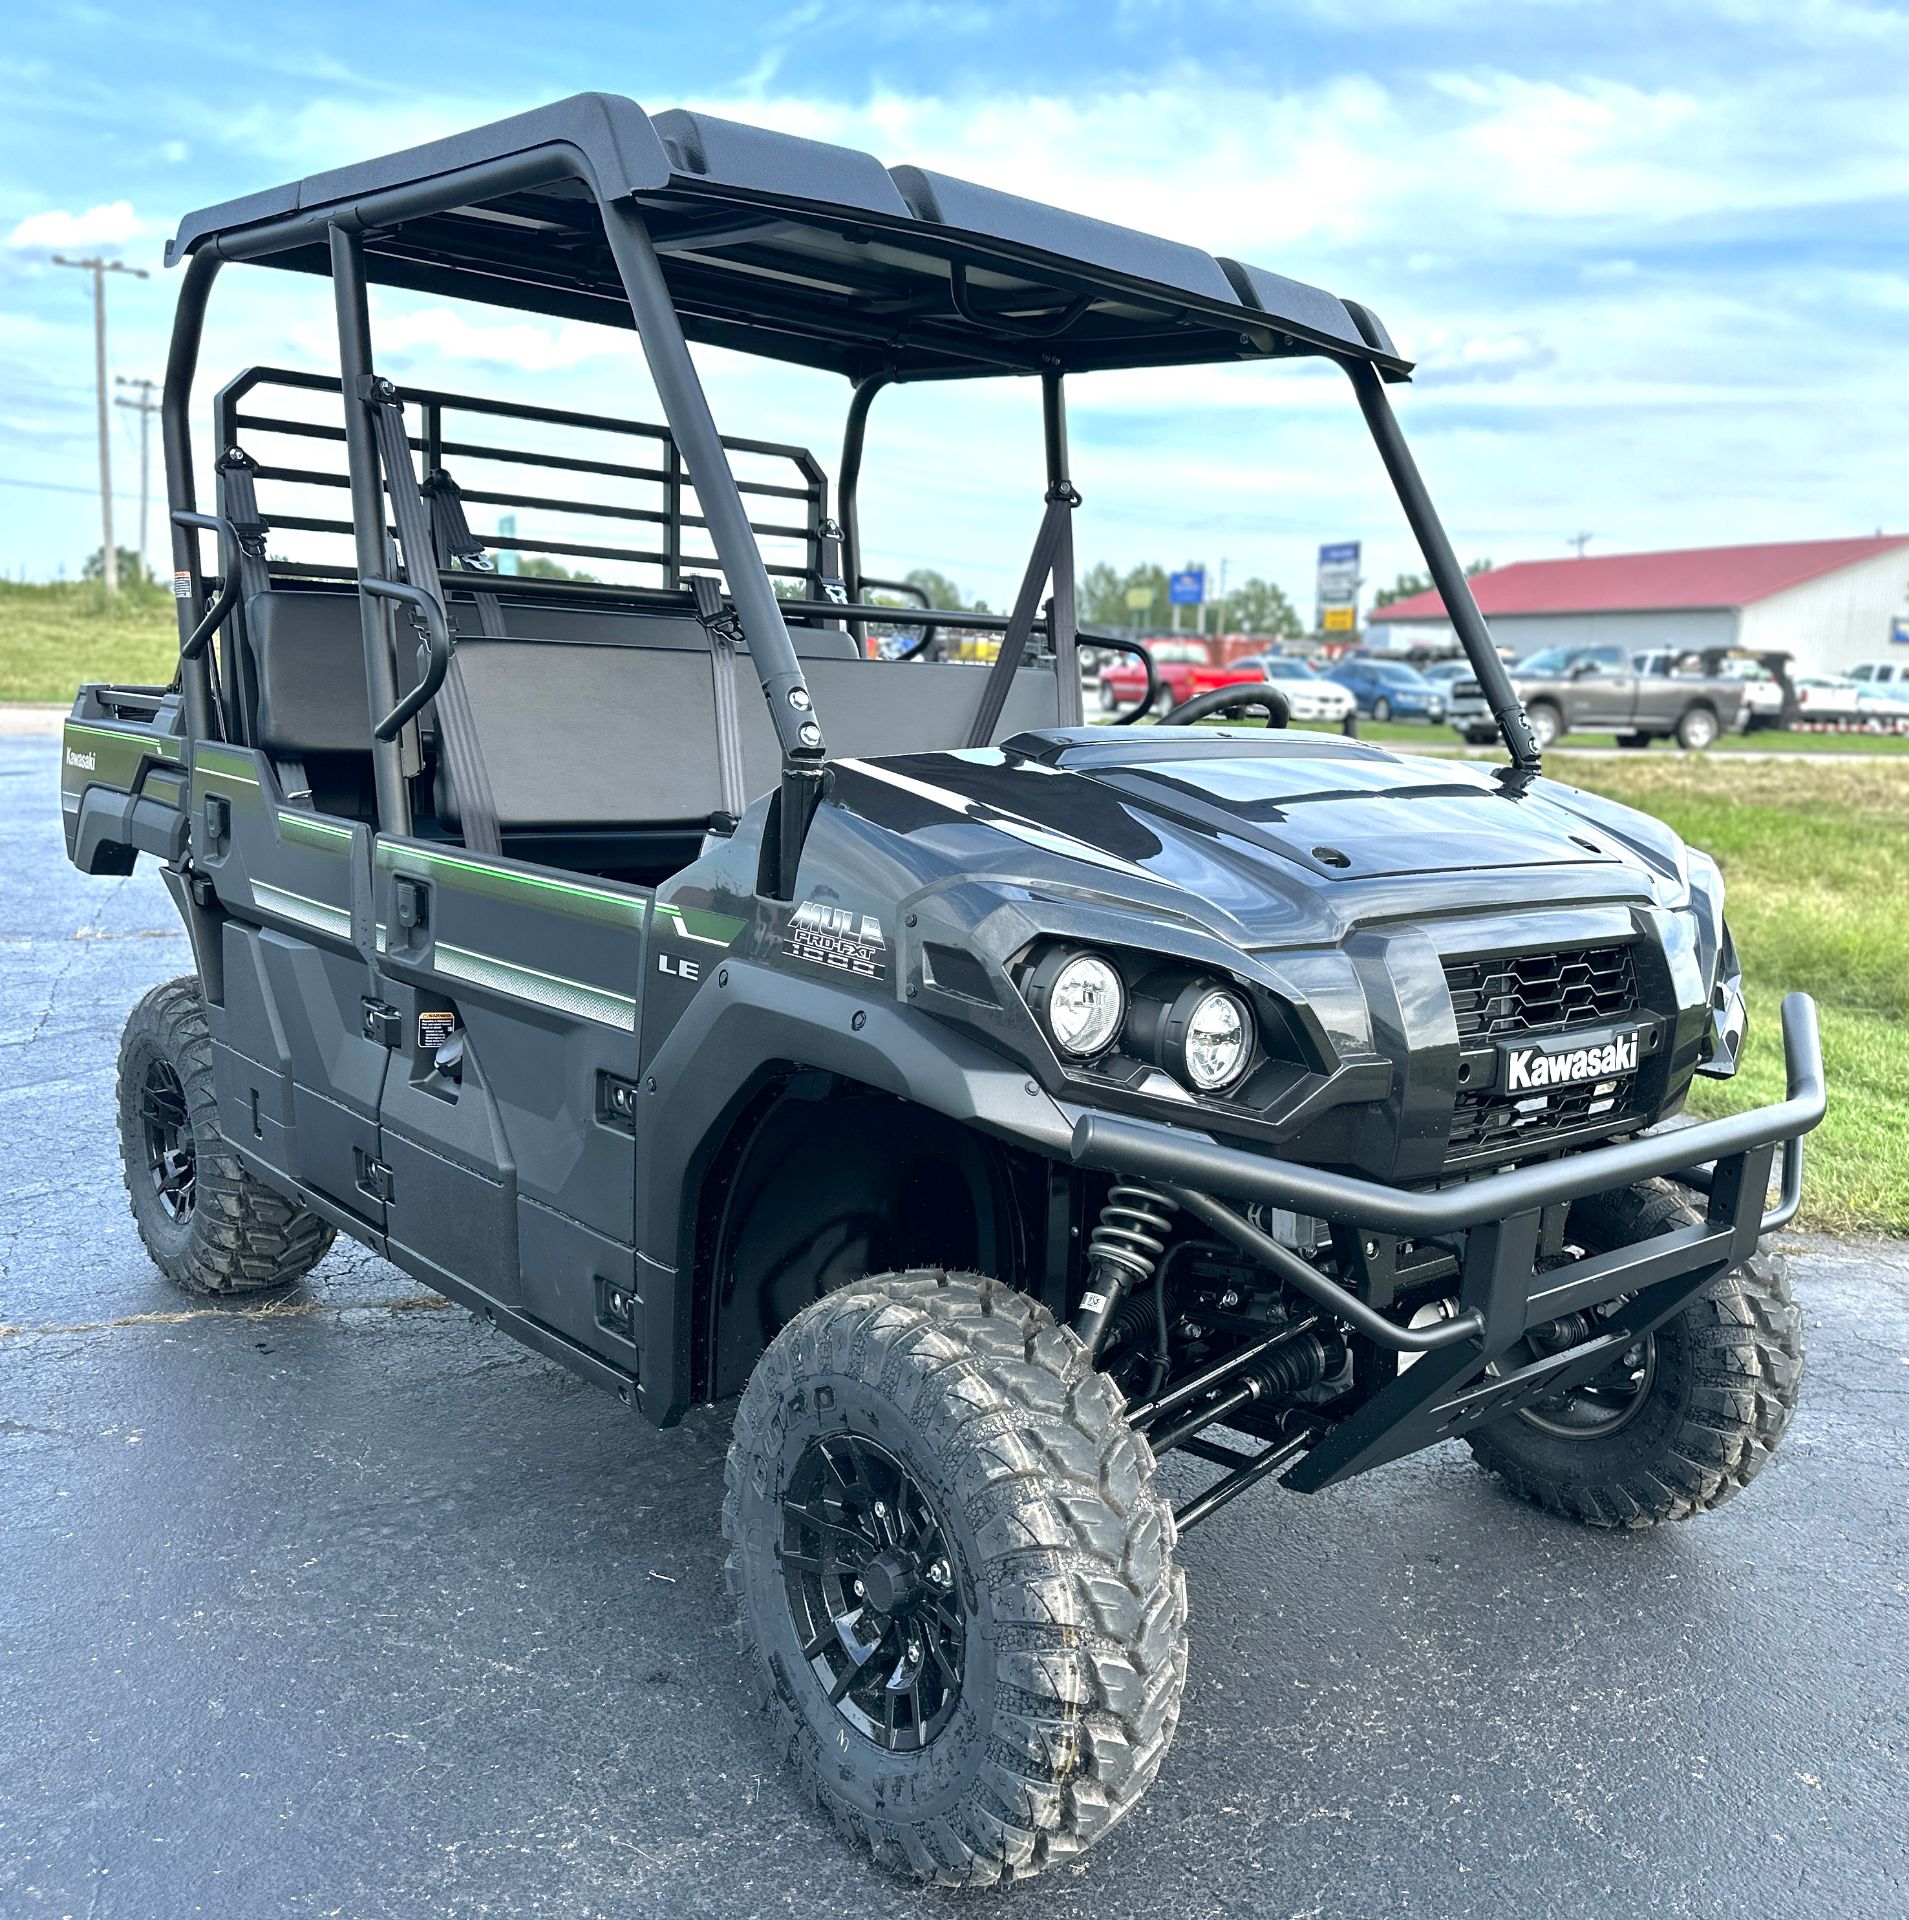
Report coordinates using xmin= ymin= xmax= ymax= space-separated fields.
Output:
xmin=780 ymin=1431 xmax=964 ymax=1752
xmin=1510 ymin=1307 xmax=1658 ymax=1440
xmin=140 ymin=1057 xmax=197 ymax=1224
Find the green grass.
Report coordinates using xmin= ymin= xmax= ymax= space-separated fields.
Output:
xmin=1564 ymin=755 xmax=1908 ymax=1236
xmin=0 ymin=580 xmax=180 ymax=703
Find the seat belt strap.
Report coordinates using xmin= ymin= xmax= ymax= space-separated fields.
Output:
xmin=422 ymin=468 xmax=508 ymax=640
xmin=215 ymin=451 xmax=275 ymax=606
xmin=815 ymin=516 xmax=848 ymax=628
xmin=368 ymin=390 xmax=503 ymax=856
xmin=965 ymin=485 xmax=1078 ymax=749
xmin=689 ymin=573 xmax=749 ymax=827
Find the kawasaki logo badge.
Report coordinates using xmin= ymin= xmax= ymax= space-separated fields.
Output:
xmin=786 ymin=900 xmax=886 ymax=980
xmin=65 ymin=747 xmax=96 ymax=772
xmin=1503 ymin=1028 xmax=1640 ymax=1092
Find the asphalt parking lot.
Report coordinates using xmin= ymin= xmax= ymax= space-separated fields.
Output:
xmin=3 ymin=730 xmax=1906 ymax=1920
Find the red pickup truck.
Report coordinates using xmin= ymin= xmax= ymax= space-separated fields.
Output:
xmin=1095 ymin=642 xmax=1264 ymax=714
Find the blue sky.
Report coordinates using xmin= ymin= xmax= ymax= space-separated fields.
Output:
xmin=3 ymin=0 xmax=1906 ymax=611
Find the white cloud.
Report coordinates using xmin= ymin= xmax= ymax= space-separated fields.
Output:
xmin=7 ymin=200 xmax=144 ymax=251
xmin=291 ymin=305 xmax=630 ymax=376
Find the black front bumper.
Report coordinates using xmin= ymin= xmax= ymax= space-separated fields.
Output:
xmin=1073 ymin=993 xmax=1826 ymax=1490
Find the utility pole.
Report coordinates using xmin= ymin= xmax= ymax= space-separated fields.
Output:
xmin=115 ymin=377 xmax=161 ymax=582
xmin=52 ymin=254 xmax=149 ymax=595
xmin=1568 ymin=531 xmax=1594 ymax=558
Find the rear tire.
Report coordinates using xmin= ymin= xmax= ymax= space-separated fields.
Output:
xmin=117 ymin=977 xmax=335 ymax=1296
xmin=1676 ymin=704 xmax=1721 ymax=751
xmin=1467 ymin=1181 xmax=1801 ymax=1528
xmin=723 ymin=1270 xmax=1187 ymax=1885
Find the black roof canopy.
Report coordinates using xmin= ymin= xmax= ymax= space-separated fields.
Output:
xmin=168 ymin=93 xmax=1410 ymax=385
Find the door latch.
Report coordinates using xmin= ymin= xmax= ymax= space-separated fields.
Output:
xmin=354 ymin=1148 xmax=395 ymax=1203
xmin=361 ymin=998 xmax=402 ymax=1047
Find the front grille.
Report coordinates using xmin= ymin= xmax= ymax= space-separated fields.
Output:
xmin=1447 ymin=1077 xmax=1636 ymax=1157
xmin=1443 ymin=942 xmax=1644 ymax=1164
xmin=1445 ymin=943 xmax=1638 ymax=1044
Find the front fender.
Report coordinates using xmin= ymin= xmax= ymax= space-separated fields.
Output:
xmin=632 ymin=958 xmax=1076 ymax=1421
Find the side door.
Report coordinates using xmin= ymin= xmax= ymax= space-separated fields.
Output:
xmin=1568 ymin=647 xmax=1638 ymax=729
xmin=191 ymin=741 xmax=391 ymax=1241
xmin=369 ymin=838 xmax=648 ymax=1371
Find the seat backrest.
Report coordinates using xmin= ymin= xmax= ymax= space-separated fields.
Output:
xmin=246 ymin=587 xmax=860 ymax=758
xmin=443 ymin=641 xmax=1062 ymax=831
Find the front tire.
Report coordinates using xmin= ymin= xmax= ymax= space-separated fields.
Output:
xmin=1525 ymin=700 xmax=1563 ymax=749
xmin=723 ymin=1270 xmax=1187 ymax=1885
xmin=1468 ymin=1181 xmax=1801 ymax=1528
xmin=117 ymin=977 xmax=335 ymax=1296
xmin=1370 ymin=695 xmax=1393 ymax=723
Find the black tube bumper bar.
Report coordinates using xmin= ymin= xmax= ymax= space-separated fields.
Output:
xmin=1073 ymin=992 xmax=1823 ymax=1242
xmin=1078 ymin=993 xmax=1825 ymax=1495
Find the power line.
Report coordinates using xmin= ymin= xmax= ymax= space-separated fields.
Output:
xmin=50 ymin=253 xmax=149 ymax=594
xmin=1567 ymin=530 xmax=1594 ymax=558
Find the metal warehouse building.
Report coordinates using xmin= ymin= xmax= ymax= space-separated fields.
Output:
xmin=1371 ymin=536 xmax=1909 ymax=676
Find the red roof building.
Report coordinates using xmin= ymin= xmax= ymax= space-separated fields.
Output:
xmin=1375 ymin=536 xmax=1909 ymax=676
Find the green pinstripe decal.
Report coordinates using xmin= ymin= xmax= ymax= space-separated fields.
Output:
xmin=433 ymin=942 xmax=637 ymax=1032
xmin=656 ymin=900 xmax=745 ymax=947
xmin=376 ymin=840 xmax=646 ymax=927
xmin=194 ymin=744 xmax=260 ymax=787
xmin=278 ymin=812 xmax=354 ymax=851
xmin=65 ymin=721 xmax=182 ymax=761
xmin=253 ymin=881 xmax=352 ymax=941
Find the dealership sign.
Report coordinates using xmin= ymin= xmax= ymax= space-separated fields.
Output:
xmin=1316 ymin=540 xmax=1360 ymax=634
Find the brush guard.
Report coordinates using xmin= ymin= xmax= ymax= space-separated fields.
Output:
xmin=1075 ymin=993 xmax=1825 ymax=1509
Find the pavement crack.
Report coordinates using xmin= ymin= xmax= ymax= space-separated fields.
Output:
xmin=0 ymin=1293 xmax=455 ymax=1341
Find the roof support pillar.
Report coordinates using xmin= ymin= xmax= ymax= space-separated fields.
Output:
xmin=1345 ymin=359 xmax=1540 ymax=771
xmin=331 ymin=223 xmax=412 ymax=836
xmin=837 ymin=372 xmax=888 ymax=654
xmin=162 ymin=247 xmax=221 ymax=751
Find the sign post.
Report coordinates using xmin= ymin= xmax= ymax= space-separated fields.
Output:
xmin=1169 ymin=568 xmax=1205 ymax=636
xmin=1315 ymin=541 xmax=1360 ymax=641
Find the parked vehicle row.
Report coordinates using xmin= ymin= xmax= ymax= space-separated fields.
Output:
xmin=1443 ymin=642 xmax=1741 ymax=749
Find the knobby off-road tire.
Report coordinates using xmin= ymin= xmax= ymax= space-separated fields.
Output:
xmin=723 ymin=1270 xmax=1188 ymax=1885
xmin=1468 ymin=1180 xmax=1802 ymax=1528
xmin=117 ymin=976 xmax=334 ymax=1296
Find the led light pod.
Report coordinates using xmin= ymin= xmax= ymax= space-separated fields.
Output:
xmin=1026 ymin=949 xmax=1125 ymax=1058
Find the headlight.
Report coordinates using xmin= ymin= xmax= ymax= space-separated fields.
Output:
xmin=1179 ymin=986 xmax=1254 ymax=1090
xmin=1121 ymin=972 xmax=1261 ymax=1092
xmin=1027 ymin=949 xmax=1125 ymax=1057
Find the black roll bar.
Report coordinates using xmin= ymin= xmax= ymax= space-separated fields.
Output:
xmin=330 ymin=225 xmax=412 ymax=835
xmin=162 ymin=248 xmax=222 ymax=751
xmin=838 ymin=373 xmax=889 ymax=652
xmin=1345 ymin=358 xmax=1541 ymax=772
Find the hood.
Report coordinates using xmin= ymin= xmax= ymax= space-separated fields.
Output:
xmin=826 ymin=729 xmax=1665 ymax=949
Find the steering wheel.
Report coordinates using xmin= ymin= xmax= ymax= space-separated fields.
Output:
xmin=1159 ymin=681 xmax=1292 ymax=729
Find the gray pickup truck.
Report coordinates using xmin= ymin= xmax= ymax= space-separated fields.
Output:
xmin=1448 ymin=642 xmax=1745 ymax=749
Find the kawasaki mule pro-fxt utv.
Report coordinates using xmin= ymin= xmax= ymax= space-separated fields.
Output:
xmin=64 ymin=95 xmax=1823 ymax=1884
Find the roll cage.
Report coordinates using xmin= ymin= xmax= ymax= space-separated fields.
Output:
xmin=160 ymin=90 xmax=1538 ymax=895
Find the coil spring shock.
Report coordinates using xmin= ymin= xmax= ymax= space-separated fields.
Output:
xmin=1075 ymin=1181 xmax=1179 ymax=1352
